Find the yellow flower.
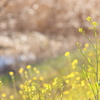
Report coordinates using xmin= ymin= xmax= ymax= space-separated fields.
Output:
xmin=72 ymin=83 xmax=75 ymax=88
xmin=52 ymin=82 xmax=56 ymax=86
xmin=0 ymin=81 xmax=3 ymax=84
xmin=24 ymin=71 xmax=28 ymax=74
xmin=81 ymin=80 xmax=85 ymax=87
xmin=78 ymin=28 xmax=83 ymax=33
xmin=36 ymin=70 xmax=40 ymax=74
xmin=92 ymin=21 xmax=98 ymax=26
xmin=19 ymin=68 xmax=24 ymax=74
xmin=9 ymin=71 xmax=14 ymax=76
xmin=74 ymin=59 xmax=78 ymax=64
xmin=71 ymin=59 xmax=78 ymax=66
xmin=19 ymin=90 xmax=23 ymax=95
xmin=20 ymin=84 xmax=24 ymax=89
xmin=67 ymin=73 xmax=75 ymax=78
xmin=31 ymin=86 xmax=36 ymax=91
xmin=44 ymin=84 xmax=51 ymax=91
xmin=26 ymin=65 xmax=31 ymax=69
xmin=9 ymin=95 xmax=14 ymax=99
xmin=28 ymin=79 xmax=32 ymax=83
xmin=88 ymin=52 xmax=93 ymax=56
xmin=22 ymin=95 xmax=27 ymax=99
xmin=72 ymin=65 xmax=76 ymax=69
xmin=86 ymin=16 xmax=91 ymax=22
xmin=83 ymin=48 xmax=87 ymax=52
xmin=75 ymin=71 xmax=79 ymax=75
xmin=63 ymin=91 xmax=69 ymax=95
xmin=42 ymin=89 xmax=46 ymax=93
xmin=85 ymin=43 xmax=89 ymax=48
xmin=1 ymin=93 xmax=6 ymax=97
xmin=65 ymin=80 xmax=69 ymax=83
xmin=39 ymin=77 xmax=44 ymax=81
xmin=33 ymin=77 xmax=37 ymax=80
xmin=64 ymin=52 xmax=70 ymax=57
xmin=33 ymin=67 xmax=37 ymax=71
xmin=76 ymin=77 xmax=80 ymax=81
xmin=87 ymin=91 xmax=91 ymax=95
xmin=0 ymin=81 xmax=3 ymax=88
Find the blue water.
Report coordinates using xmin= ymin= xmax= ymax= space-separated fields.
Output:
xmin=0 ymin=55 xmax=15 ymax=68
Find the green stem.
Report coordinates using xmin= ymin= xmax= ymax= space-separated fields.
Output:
xmin=95 ymin=35 xmax=99 ymax=100
xmin=82 ymin=30 xmax=99 ymax=100
xmin=78 ymin=48 xmax=95 ymax=74
xmin=82 ymin=68 xmax=96 ymax=99
xmin=11 ymin=76 xmax=17 ymax=96
xmin=82 ymin=32 xmax=96 ymax=52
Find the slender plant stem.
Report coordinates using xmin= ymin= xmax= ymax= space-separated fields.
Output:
xmin=78 ymin=48 xmax=96 ymax=74
xmin=79 ymin=17 xmax=99 ymax=100
xmin=95 ymin=35 xmax=99 ymax=100
xmin=82 ymin=68 xmax=96 ymax=99
xmin=92 ymin=26 xmax=99 ymax=100
xmin=83 ymin=28 xmax=99 ymax=100
xmin=82 ymin=33 xmax=96 ymax=52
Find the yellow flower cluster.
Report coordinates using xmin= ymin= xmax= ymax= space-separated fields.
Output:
xmin=1 ymin=16 xmax=99 ymax=100
xmin=9 ymin=71 xmax=14 ymax=76
xmin=64 ymin=52 xmax=70 ymax=57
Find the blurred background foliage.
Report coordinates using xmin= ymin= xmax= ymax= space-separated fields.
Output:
xmin=0 ymin=0 xmax=100 ymax=74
